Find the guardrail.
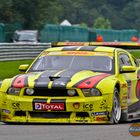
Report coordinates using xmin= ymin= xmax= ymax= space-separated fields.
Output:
xmin=0 ymin=42 xmax=140 ymax=62
xmin=0 ymin=43 xmax=51 ymax=61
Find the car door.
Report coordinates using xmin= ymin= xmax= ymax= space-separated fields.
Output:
xmin=118 ymin=52 xmax=139 ymax=113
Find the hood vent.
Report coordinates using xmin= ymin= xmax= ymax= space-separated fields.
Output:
xmin=49 ymin=76 xmax=61 ymax=81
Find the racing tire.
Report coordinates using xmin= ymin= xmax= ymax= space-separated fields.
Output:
xmin=110 ymin=88 xmax=121 ymax=124
xmin=120 ymin=111 xmax=128 ymax=123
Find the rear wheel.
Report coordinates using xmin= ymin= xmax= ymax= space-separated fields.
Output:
xmin=110 ymin=88 xmax=121 ymax=124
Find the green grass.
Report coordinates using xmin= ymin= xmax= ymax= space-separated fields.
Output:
xmin=0 ymin=60 xmax=33 ymax=80
xmin=129 ymin=51 xmax=140 ymax=59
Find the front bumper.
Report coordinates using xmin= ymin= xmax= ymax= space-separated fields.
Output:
xmin=1 ymin=94 xmax=113 ymax=124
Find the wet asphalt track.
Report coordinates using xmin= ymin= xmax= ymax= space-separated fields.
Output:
xmin=0 ymin=121 xmax=140 ymax=140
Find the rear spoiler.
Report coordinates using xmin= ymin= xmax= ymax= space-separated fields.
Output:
xmin=52 ymin=42 xmax=140 ymax=49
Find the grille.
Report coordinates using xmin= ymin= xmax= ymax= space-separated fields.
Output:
xmin=76 ymin=112 xmax=89 ymax=117
xmin=15 ymin=111 xmax=26 ymax=116
xmin=24 ymin=88 xmax=78 ymax=97
xmin=29 ymin=112 xmax=71 ymax=118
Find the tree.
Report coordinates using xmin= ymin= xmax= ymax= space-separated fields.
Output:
xmin=0 ymin=0 xmax=139 ymax=30
xmin=80 ymin=22 xmax=88 ymax=28
xmin=12 ymin=0 xmax=63 ymax=29
xmin=93 ymin=16 xmax=112 ymax=29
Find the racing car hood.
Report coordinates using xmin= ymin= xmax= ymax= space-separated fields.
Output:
xmin=11 ymin=69 xmax=111 ymax=89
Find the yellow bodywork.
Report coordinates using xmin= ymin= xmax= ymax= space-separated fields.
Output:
xmin=0 ymin=45 xmax=140 ymax=124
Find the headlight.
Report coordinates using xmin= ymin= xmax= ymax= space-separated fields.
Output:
xmin=67 ymin=89 xmax=76 ymax=96
xmin=7 ymin=87 xmax=21 ymax=95
xmin=82 ymin=88 xmax=102 ymax=97
xmin=25 ymin=88 xmax=34 ymax=95
xmin=90 ymin=88 xmax=101 ymax=96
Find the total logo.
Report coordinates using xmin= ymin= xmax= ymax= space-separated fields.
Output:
xmin=34 ymin=102 xmax=65 ymax=111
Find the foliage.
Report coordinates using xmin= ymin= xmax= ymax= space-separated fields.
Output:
xmin=80 ymin=22 xmax=88 ymax=28
xmin=0 ymin=0 xmax=139 ymax=30
xmin=93 ymin=16 xmax=112 ymax=29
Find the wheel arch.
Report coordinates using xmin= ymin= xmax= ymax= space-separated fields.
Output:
xmin=115 ymin=83 xmax=120 ymax=94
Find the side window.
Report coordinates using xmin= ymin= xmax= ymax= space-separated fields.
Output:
xmin=119 ymin=54 xmax=132 ymax=67
xmin=132 ymin=56 xmax=139 ymax=67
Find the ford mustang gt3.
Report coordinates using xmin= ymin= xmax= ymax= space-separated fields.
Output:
xmin=0 ymin=45 xmax=140 ymax=124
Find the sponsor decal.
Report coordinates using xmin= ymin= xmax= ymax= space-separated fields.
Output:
xmin=121 ymin=83 xmax=127 ymax=88
xmin=65 ymin=51 xmax=90 ymax=55
xmin=96 ymin=116 xmax=108 ymax=121
xmin=33 ymin=98 xmax=66 ymax=111
xmin=83 ymin=104 xmax=93 ymax=111
xmin=92 ymin=111 xmax=109 ymax=116
xmin=73 ymin=102 xmax=80 ymax=109
xmin=1 ymin=115 xmax=11 ymax=120
xmin=100 ymin=99 xmax=109 ymax=110
xmin=129 ymin=123 xmax=140 ymax=137
xmin=2 ymin=109 xmax=11 ymax=114
xmin=34 ymin=103 xmax=65 ymax=111
xmin=12 ymin=102 xmax=20 ymax=109
xmin=122 ymin=96 xmax=128 ymax=100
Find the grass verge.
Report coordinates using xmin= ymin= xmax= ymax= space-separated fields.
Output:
xmin=129 ymin=51 xmax=140 ymax=59
xmin=0 ymin=60 xmax=33 ymax=80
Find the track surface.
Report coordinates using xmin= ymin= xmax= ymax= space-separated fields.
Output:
xmin=0 ymin=121 xmax=140 ymax=140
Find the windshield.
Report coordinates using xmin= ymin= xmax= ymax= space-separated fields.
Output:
xmin=29 ymin=52 xmax=114 ymax=73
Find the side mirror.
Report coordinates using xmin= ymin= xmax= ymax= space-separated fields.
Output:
xmin=120 ymin=65 xmax=136 ymax=73
xmin=19 ymin=64 xmax=29 ymax=72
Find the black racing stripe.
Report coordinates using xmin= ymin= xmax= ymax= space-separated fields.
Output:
xmin=24 ymin=76 xmax=28 ymax=86
xmin=51 ymin=69 xmax=80 ymax=88
xmin=50 ymin=99 xmax=66 ymax=111
xmin=34 ymin=70 xmax=61 ymax=88
xmin=33 ymin=98 xmax=48 ymax=110
xmin=128 ymin=100 xmax=140 ymax=113
xmin=79 ymin=46 xmax=97 ymax=51
xmin=62 ymin=46 xmax=79 ymax=51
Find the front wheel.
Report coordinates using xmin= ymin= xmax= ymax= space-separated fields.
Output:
xmin=110 ymin=88 xmax=121 ymax=124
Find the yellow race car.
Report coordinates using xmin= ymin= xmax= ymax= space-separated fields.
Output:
xmin=0 ymin=44 xmax=140 ymax=124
